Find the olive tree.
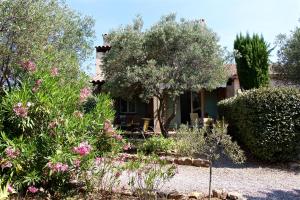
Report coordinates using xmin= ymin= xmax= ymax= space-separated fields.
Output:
xmin=276 ymin=21 xmax=300 ymax=83
xmin=0 ymin=0 xmax=95 ymax=92
xmin=102 ymin=14 xmax=228 ymax=137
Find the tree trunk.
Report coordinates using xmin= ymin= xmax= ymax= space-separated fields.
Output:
xmin=157 ymin=95 xmax=177 ymax=138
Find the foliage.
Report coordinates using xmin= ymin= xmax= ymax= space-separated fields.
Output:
xmin=0 ymin=64 xmax=124 ymax=196
xmin=218 ymin=87 xmax=300 ymax=161
xmin=140 ymin=136 xmax=175 ymax=154
xmin=234 ymin=33 xmax=271 ymax=89
xmin=174 ymin=125 xmax=205 ymax=157
xmin=102 ymin=14 xmax=228 ymax=137
xmin=0 ymin=0 xmax=95 ymax=92
xmin=276 ymin=22 xmax=300 ymax=83
xmin=126 ymin=154 xmax=177 ymax=199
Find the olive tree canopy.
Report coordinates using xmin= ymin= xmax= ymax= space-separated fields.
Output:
xmin=102 ymin=14 xmax=228 ymax=137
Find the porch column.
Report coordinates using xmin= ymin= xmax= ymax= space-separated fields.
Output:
xmin=153 ymin=97 xmax=161 ymax=133
xmin=200 ymin=89 xmax=205 ymax=118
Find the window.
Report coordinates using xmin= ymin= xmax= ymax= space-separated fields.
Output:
xmin=119 ymin=99 xmax=136 ymax=113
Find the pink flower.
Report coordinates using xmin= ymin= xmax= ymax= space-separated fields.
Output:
xmin=51 ymin=67 xmax=59 ymax=76
xmin=27 ymin=186 xmax=38 ymax=193
xmin=73 ymin=141 xmax=92 ymax=156
xmin=1 ymin=160 xmax=12 ymax=170
xmin=21 ymin=61 xmax=36 ymax=72
xmin=48 ymin=120 xmax=58 ymax=129
xmin=103 ymin=120 xmax=115 ymax=134
xmin=115 ymin=171 xmax=122 ymax=178
xmin=73 ymin=159 xmax=81 ymax=167
xmin=123 ymin=144 xmax=131 ymax=151
xmin=73 ymin=111 xmax=83 ymax=118
xmin=95 ymin=157 xmax=103 ymax=166
xmin=79 ymin=87 xmax=92 ymax=102
xmin=7 ymin=185 xmax=14 ymax=193
xmin=32 ymin=79 xmax=42 ymax=93
xmin=112 ymin=133 xmax=123 ymax=141
xmin=47 ymin=162 xmax=69 ymax=173
xmin=5 ymin=147 xmax=20 ymax=158
xmin=13 ymin=103 xmax=28 ymax=118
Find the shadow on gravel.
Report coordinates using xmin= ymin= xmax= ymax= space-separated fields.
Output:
xmin=244 ymin=189 xmax=300 ymax=200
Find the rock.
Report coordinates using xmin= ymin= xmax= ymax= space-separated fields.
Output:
xmin=182 ymin=157 xmax=193 ymax=165
xmin=288 ymin=162 xmax=300 ymax=170
xmin=167 ymin=190 xmax=184 ymax=199
xmin=188 ymin=191 xmax=204 ymax=199
xmin=192 ymin=159 xmax=204 ymax=167
xmin=165 ymin=156 xmax=174 ymax=164
xmin=212 ymin=189 xmax=222 ymax=198
xmin=120 ymin=189 xmax=132 ymax=196
xmin=227 ymin=191 xmax=245 ymax=200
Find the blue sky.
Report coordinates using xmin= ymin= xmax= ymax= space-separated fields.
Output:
xmin=66 ymin=0 xmax=300 ymax=74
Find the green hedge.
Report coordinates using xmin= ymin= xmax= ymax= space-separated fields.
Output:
xmin=218 ymin=87 xmax=300 ymax=162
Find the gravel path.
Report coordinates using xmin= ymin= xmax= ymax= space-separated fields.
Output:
xmin=163 ymin=160 xmax=300 ymax=200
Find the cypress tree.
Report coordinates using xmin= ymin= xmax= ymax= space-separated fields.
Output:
xmin=234 ymin=33 xmax=270 ymax=89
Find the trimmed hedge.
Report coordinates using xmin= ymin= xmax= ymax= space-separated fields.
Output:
xmin=218 ymin=87 xmax=300 ymax=162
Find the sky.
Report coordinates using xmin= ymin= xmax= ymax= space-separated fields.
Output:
xmin=66 ymin=0 xmax=300 ymax=75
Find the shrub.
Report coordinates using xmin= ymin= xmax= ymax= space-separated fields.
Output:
xmin=0 ymin=64 xmax=124 ymax=196
xmin=126 ymin=154 xmax=177 ymax=199
xmin=218 ymin=87 xmax=300 ymax=161
xmin=140 ymin=136 xmax=175 ymax=154
xmin=173 ymin=125 xmax=205 ymax=157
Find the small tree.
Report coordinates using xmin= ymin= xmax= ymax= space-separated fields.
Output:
xmin=276 ymin=21 xmax=300 ymax=83
xmin=173 ymin=120 xmax=245 ymax=199
xmin=234 ymin=33 xmax=271 ymax=89
xmin=103 ymin=14 xmax=228 ymax=137
xmin=202 ymin=120 xmax=245 ymax=199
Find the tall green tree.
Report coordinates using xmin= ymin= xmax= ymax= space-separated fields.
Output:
xmin=234 ymin=33 xmax=271 ymax=89
xmin=276 ymin=22 xmax=300 ymax=83
xmin=0 ymin=0 xmax=95 ymax=92
xmin=102 ymin=14 xmax=228 ymax=137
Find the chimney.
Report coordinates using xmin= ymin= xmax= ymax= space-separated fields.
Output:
xmin=102 ymin=33 xmax=110 ymax=46
xmin=199 ymin=19 xmax=206 ymax=26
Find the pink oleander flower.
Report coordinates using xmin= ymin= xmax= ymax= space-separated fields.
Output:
xmin=73 ymin=141 xmax=92 ymax=156
xmin=103 ymin=120 xmax=115 ymax=134
xmin=51 ymin=67 xmax=59 ymax=76
xmin=21 ymin=61 xmax=36 ymax=72
xmin=32 ymin=79 xmax=42 ymax=93
xmin=79 ymin=87 xmax=92 ymax=102
xmin=13 ymin=103 xmax=28 ymax=118
xmin=47 ymin=162 xmax=69 ymax=173
xmin=27 ymin=186 xmax=38 ymax=193
xmin=7 ymin=185 xmax=14 ymax=193
xmin=1 ymin=160 xmax=12 ymax=170
xmin=73 ymin=159 xmax=81 ymax=168
xmin=115 ymin=171 xmax=122 ymax=178
xmin=73 ymin=111 xmax=83 ymax=118
xmin=95 ymin=157 xmax=103 ymax=166
xmin=5 ymin=147 xmax=20 ymax=158
xmin=48 ymin=120 xmax=58 ymax=129
xmin=112 ymin=133 xmax=123 ymax=141
xmin=123 ymin=143 xmax=131 ymax=151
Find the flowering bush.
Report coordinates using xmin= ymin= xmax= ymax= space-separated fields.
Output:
xmin=126 ymin=154 xmax=177 ymax=199
xmin=0 ymin=62 xmax=123 ymax=196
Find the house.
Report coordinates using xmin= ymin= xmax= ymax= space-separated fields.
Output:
xmin=92 ymin=35 xmax=241 ymax=132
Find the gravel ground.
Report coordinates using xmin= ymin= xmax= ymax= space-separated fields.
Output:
xmin=162 ymin=159 xmax=300 ymax=200
xmin=120 ymin=158 xmax=300 ymax=200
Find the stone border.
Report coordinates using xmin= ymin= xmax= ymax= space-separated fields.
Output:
xmin=117 ymin=189 xmax=245 ymax=200
xmin=119 ymin=153 xmax=211 ymax=168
